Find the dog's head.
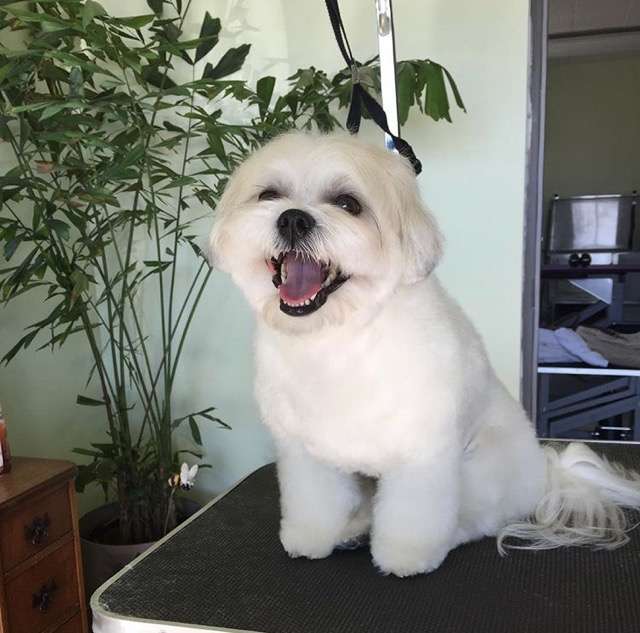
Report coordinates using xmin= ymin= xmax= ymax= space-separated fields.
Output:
xmin=209 ymin=132 xmax=442 ymax=333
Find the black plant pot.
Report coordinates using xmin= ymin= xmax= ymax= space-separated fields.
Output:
xmin=79 ymin=498 xmax=201 ymax=602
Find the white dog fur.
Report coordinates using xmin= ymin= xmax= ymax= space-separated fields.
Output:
xmin=209 ymin=131 xmax=640 ymax=577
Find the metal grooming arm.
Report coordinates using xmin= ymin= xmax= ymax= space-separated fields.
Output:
xmin=375 ymin=0 xmax=399 ymax=149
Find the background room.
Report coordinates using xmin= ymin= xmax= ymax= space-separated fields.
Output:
xmin=529 ymin=0 xmax=640 ymax=442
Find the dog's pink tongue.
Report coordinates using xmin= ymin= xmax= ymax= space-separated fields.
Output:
xmin=280 ymin=252 xmax=324 ymax=302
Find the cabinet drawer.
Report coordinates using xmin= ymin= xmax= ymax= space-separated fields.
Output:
xmin=6 ymin=540 xmax=79 ymax=633
xmin=54 ymin=613 xmax=83 ymax=633
xmin=1 ymin=484 xmax=72 ymax=570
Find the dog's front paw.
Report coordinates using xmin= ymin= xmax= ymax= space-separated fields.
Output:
xmin=371 ymin=534 xmax=451 ymax=577
xmin=280 ymin=521 xmax=338 ymax=560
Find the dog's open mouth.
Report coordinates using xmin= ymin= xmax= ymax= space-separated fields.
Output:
xmin=269 ymin=252 xmax=348 ymax=316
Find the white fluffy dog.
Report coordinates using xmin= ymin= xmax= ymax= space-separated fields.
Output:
xmin=209 ymin=132 xmax=640 ymax=577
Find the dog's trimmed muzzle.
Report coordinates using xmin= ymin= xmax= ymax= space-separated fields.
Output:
xmin=268 ymin=211 xmax=349 ymax=318
xmin=277 ymin=209 xmax=316 ymax=249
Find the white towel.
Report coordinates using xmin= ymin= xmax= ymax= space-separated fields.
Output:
xmin=538 ymin=328 xmax=609 ymax=367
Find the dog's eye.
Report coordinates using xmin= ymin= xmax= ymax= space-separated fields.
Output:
xmin=333 ymin=194 xmax=361 ymax=216
xmin=258 ymin=189 xmax=281 ymax=201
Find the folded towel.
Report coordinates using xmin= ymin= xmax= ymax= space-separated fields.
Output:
xmin=538 ymin=328 xmax=609 ymax=367
xmin=577 ymin=327 xmax=640 ymax=369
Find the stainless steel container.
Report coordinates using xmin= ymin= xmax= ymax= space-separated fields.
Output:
xmin=546 ymin=194 xmax=638 ymax=266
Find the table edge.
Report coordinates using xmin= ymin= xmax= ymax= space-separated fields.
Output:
xmin=91 ymin=464 xmax=273 ymax=633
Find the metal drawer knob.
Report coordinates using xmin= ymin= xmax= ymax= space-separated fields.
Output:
xmin=25 ymin=513 xmax=51 ymax=545
xmin=32 ymin=579 xmax=57 ymax=612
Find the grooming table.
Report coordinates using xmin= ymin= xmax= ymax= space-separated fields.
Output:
xmin=92 ymin=443 xmax=640 ymax=633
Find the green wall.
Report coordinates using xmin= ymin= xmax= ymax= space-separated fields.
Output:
xmin=0 ymin=0 xmax=530 ymax=511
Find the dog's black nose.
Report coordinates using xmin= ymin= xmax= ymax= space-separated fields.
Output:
xmin=277 ymin=209 xmax=316 ymax=246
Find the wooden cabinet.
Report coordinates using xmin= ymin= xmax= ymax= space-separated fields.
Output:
xmin=0 ymin=458 xmax=88 ymax=633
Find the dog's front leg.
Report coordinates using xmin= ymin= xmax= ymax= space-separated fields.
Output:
xmin=276 ymin=440 xmax=367 ymax=559
xmin=371 ymin=447 xmax=460 ymax=577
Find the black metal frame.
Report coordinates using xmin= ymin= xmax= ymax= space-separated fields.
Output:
xmin=521 ymin=0 xmax=548 ymax=421
xmin=538 ymin=374 xmax=640 ymax=440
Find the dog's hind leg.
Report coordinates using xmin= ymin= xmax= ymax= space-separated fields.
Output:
xmin=455 ymin=396 xmax=546 ymax=546
xmin=276 ymin=439 xmax=369 ymax=559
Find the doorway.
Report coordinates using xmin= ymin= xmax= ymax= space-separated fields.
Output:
xmin=522 ymin=0 xmax=640 ymax=441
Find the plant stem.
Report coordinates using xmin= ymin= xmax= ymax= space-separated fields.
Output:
xmin=167 ymin=69 xmax=196 ymax=369
xmin=162 ymin=486 xmax=177 ymax=536
xmin=169 ymin=267 xmax=212 ymax=387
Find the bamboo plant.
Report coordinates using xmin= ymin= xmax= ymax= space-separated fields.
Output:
xmin=0 ymin=0 xmax=464 ymax=544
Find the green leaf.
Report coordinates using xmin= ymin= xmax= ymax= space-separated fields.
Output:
xmin=74 ymin=463 xmax=97 ymax=493
xmin=46 ymin=219 xmax=71 ymax=241
xmin=69 ymin=66 xmax=84 ymax=97
xmin=195 ymin=13 xmax=220 ymax=63
xmin=163 ymin=121 xmax=185 ymax=134
xmin=256 ymin=75 xmax=276 ymax=118
xmin=441 ymin=65 xmax=466 ymax=112
xmin=396 ymin=61 xmax=416 ymax=126
xmin=205 ymin=131 xmax=226 ymax=164
xmin=202 ymin=44 xmax=250 ymax=81
xmin=44 ymin=51 xmax=117 ymax=78
xmin=2 ymin=7 xmax=73 ymax=30
xmin=72 ymin=448 xmax=102 ymax=457
xmin=122 ymin=144 xmax=145 ymax=167
xmin=199 ymin=412 xmax=230 ymax=430
xmin=420 ymin=62 xmax=450 ymax=122
xmin=3 ymin=237 xmax=20 ymax=261
xmin=95 ymin=458 xmax=117 ymax=481
xmin=162 ymin=22 xmax=181 ymax=42
xmin=177 ymin=449 xmax=203 ymax=459
xmin=2 ymin=329 xmax=39 ymax=364
xmin=70 ymin=269 xmax=90 ymax=303
xmin=188 ymin=240 xmax=203 ymax=258
xmin=81 ymin=0 xmax=106 ymax=29
xmin=146 ymin=0 xmax=163 ymax=15
xmin=0 ymin=186 xmax=24 ymax=204
xmin=142 ymin=64 xmax=177 ymax=90
xmin=113 ymin=14 xmax=156 ymax=29
xmin=38 ymin=62 xmax=69 ymax=83
xmin=160 ymin=176 xmax=196 ymax=190
xmin=189 ymin=416 xmax=202 ymax=446
xmin=76 ymin=395 xmax=106 ymax=407
xmin=0 ymin=61 xmax=14 ymax=85
xmin=40 ymin=101 xmax=85 ymax=121
xmin=143 ymin=259 xmax=171 ymax=271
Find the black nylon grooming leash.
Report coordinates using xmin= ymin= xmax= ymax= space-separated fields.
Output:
xmin=324 ymin=0 xmax=422 ymax=175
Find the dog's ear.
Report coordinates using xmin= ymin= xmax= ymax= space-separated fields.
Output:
xmin=397 ymin=181 xmax=443 ymax=284
xmin=208 ymin=211 xmax=228 ymax=271
xmin=207 ymin=175 xmax=239 ymax=272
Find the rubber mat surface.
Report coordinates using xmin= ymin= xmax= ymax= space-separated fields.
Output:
xmin=97 ymin=443 xmax=640 ymax=633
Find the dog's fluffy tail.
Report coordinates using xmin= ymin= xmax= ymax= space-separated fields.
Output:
xmin=497 ymin=442 xmax=640 ymax=554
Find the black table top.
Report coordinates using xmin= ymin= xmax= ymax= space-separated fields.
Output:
xmin=93 ymin=442 xmax=640 ymax=633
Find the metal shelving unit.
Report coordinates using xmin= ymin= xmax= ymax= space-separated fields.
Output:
xmin=537 ymin=192 xmax=640 ymax=441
